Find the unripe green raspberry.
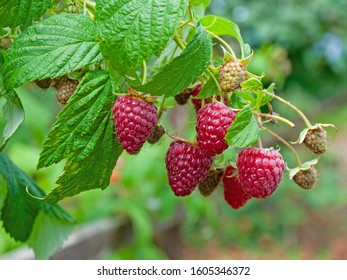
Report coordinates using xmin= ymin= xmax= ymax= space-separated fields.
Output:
xmin=293 ymin=167 xmax=317 ymax=190
xmin=219 ymin=59 xmax=246 ymax=92
xmin=56 ymin=78 xmax=78 ymax=105
xmin=303 ymin=127 xmax=327 ymax=154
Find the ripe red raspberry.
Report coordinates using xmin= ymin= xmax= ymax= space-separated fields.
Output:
xmin=165 ymin=141 xmax=213 ymax=196
xmin=196 ymin=102 xmax=235 ymax=156
xmin=237 ymin=148 xmax=285 ymax=199
xmin=113 ymin=95 xmax=158 ymax=154
xmin=223 ymin=166 xmax=251 ymax=209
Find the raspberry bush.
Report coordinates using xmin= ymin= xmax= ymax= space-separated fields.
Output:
xmin=0 ymin=0 xmax=335 ymax=258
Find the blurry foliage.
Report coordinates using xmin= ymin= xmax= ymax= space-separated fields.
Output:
xmin=1 ymin=0 xmax=347 ymax=259
xmin=209 ymin=0 xmax=347 ymax=99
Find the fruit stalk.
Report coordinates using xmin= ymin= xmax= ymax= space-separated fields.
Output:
xmin=142 ymin=61 xmax=147 ymax=84
xmin=256 ymin=112 xmax=295 ymax=127
xmin=263 ymin=89 xmax=312 ymax=128
xmin=206 ymin=67 xmax=222 ymax=96
xmin=262 ymin=126 xmax=302 ymax=167
xmin=207 ymin=31 xmax=237 ymax=58
xmin=157 ymin=96 xmax=166 ymax=119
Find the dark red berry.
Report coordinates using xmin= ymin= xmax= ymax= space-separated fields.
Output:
xmin=191 ymin=84 xmax=202 ymax=112
xmin=198 ymin=169 xmax=223 ymax=196
xmin=174 ymin=88 xmax=192 ymax=105
xmin=196 ymin=102 xmax=235 ymax=156
xmin=223 ymin=166 xmax=251 ymax=209
xmin=165 ymin=141 xmax=213 ymax=196
xmin=113 ymin=95 xmax=158 ymax=154
xmin=191 ymin=84 xmax=201 ymax=97
xmin=147 ymin=124 xmax=165 ymax=144
xmin=35 ymin=78 xmax=52 ymax=90
xmin=237 ymin=148 xmax=285 ymax=199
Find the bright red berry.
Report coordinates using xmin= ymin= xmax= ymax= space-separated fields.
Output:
xmin=223 ymin=166 xmax=252 ymax=209
xmin=196 ymin=102 xmax=235 ymax=156
xmin=113 ymin=95 xmax=158 ymax=154
xmin=165 ymin=141 xmax=213 ymax=196
xmin=237 ymin=148 xmax=285 ymax=199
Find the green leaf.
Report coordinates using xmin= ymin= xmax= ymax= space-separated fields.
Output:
xmin=38 ymin=70 xmax=116 ymax=166
xmin=0 ymin=0 xmax=55 ymax=28
xmin=0 ymin=152 xmax=74 ymax=243
xmin=0 ymin=68 xmax=25 ymax=149
xmin=225 ymin=104 xmax=260 ymax=148
xmin=241 ymin=78 xmax=263 ymax=92
xmin=38 ymin=70 xmax=123 ymax=203
xmin=260 ymin=84 xmax=275 ymax=106
xmin=255 ymin=90 xmax=272 ymax=108
xmin=130 ymin=24 xmax=213 ymax=97
xmin=196 ymin=75 xmax=219 ymax=99
xmin=27 ymin=212 xmax=75 ymax=260
xmin=0 ymin=66 xmax=5 ymax=94
xmin=47 ymin=116 xmax=122 ymax=203
xmin=0 ymin=175 xmax=7 ymax=214
xmin=200 ymin=15 xmax=245 ymax=53
xmin=0 ymin=52 xmax=4 ymax=66
xmin=3 ymin=13 xmax=103 ymax=90
xmin=1 ymin=90 xmax=25 ymax=149
xmin=190 ymin=0 xmax=211 ymax=8
xmin=0 ymin=152 xmax=40 ymax=241
xmin=267 ymin=83 xmax=276 ymax=93
xmin=244 ymin=43 xmax=252 ymax=57
xmin=235 ymin=90 xmax=256 ymax=104
xmin=96 ymin=0 xmax=187 ymax=73
xmin=231 ymin=93 xmax=244 ymax=109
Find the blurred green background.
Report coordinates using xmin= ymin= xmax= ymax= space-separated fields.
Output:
xmin=1 ymin=0 xmax=347 ymax=259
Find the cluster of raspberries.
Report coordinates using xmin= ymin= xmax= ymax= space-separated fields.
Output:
xmin=112 ymin=86 xmax=286 ymax=209
xmin=35 ymin=76 xmax=79 ymax=105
